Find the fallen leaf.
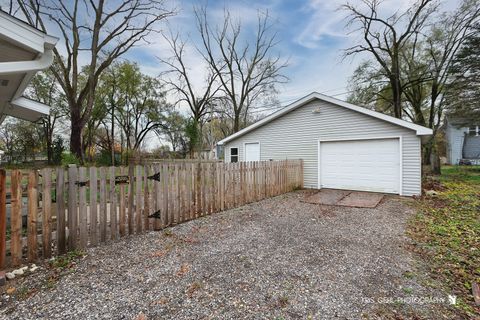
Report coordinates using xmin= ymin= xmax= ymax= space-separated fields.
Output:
xmin=473 ymin=282 xmax=480 ymax=305
xmin=134 ymin=312 xmax=147 ymax=320
xmin=176 ymin=264 xmax=190 ymax=277
xmin=6 ymin=287 xmax=16 ymax=295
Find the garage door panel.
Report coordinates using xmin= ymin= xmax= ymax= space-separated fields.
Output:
xmin=320 ymin=138 xmax=400 ymax=194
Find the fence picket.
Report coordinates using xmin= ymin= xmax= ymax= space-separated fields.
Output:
xmin=0 ymin=169 xmax=6 ymax=268
xmin=67 ymin=165 xmax=78 ymax=250
xmin=11 ymin=170 xmax=22 ymax=266
xmin=99 ymin=167 xmax=107 ymax=242
xmin=110 ymin=166 xmax=117 ymax=240
xmin=27 ymin=171 xmax=38 ymax=261
xmin=144 ymin=165 xmax=150 ymax=231
xmin=118 ymin=166 xmax=126 ymax=236
xmin=162 ymin=163 xmax=169 ymax=227
xmin=89 ymin=167 xmax=98 ymax=246
xmin=135 ymin=165 xmax=142 ymax=234
xmin=78 ymin=167 xmax=88 ymax=249
xmin=56 ymin=168 xmax=66 ymax=254
xmin=127 ymin=165 xmax=134 ymax=235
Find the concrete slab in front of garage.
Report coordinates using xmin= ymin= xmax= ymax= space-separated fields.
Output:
xmin=303 ymin=189 xmax=384 ymax=208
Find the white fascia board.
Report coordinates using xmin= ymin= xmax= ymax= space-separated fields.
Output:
xmin=0 ymin=11 xmax=58 ymax=53
xmin=217 ymin=92 xmax=432 ymax=145
xmin=9 ymin=96 xmax=50 ymax=117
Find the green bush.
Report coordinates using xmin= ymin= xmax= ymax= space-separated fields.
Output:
xmin=95 ymin=150 xmax=121 ymax=166
xmin=61 ymin=152 xmax=81 ymax=166
xmin=52 ymin=136 xmax=65 ymax=165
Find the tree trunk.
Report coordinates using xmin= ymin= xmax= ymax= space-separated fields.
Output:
xmin=46 ymin=142 xmax=53 ymax=165
xmin=111 ymin=107 xmax=115 ymax=166
xmin=430 ymin=149 xmax=441 ymax=174
xmin=233 ymin=114 xmax=240 ymax=133
xmin=70 ymin=112 xmax=84 ymax=162
xmin=423 ymin=143 xmax=432 ymax=166
xmin=391 ymin=77 xmax=402 ymax=119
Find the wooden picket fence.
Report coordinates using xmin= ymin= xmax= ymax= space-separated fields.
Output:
xmin=0 ymin=160 xmax=303 ymax=268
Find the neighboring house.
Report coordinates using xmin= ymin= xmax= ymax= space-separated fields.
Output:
xmin=218 ymin=92 xmax=432 ymax=196
xmin=445 ymin=117 xmax=480 ymax=165
xmin=0 ymin=10 xmax=58 ymax=124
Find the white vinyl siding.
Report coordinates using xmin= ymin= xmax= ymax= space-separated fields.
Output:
xmin=224 ymin=99 xmax=422 ymax=196
xmin=245 ymin=142 xmax=260 ymax=161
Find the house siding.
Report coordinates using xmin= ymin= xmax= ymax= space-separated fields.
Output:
xmin=224 ymin=99 xmax=422 ymax=196
xmin=445 ymin=122 xmax=468 ymax=164
xmin=464 ymin=135 xmax=480 ymax=158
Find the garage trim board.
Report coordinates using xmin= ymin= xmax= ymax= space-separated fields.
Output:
xmin=317 ymin=136 xmax=403 ymax=195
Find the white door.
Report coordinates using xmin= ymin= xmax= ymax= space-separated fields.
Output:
xmin=245 ymin=142 xmax=260 ymax=161
xmin=319 ymin=138 xmax=400 ymax=194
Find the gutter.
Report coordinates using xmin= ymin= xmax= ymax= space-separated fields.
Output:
xmin=0 ymin=49 xmax=54 ymax=75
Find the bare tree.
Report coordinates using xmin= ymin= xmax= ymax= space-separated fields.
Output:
xmin=16 ymin=0 xmax=174 ymax=161
xmin=196 ymin=7 xmax=288 ymax=133
xmin=158 ymin=32 xmax=219 ymax=124
xmin=26 ymin=67 xmax=67 ymax=164
xmin=343 ymin=0 xmax=436 ymax=118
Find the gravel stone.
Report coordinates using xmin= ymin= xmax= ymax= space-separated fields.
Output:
xmin=0 ymin=191 xmax=452 ymax=319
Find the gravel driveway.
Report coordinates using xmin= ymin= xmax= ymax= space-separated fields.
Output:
xmin=1 ymin=191 xmax=452 ymax=319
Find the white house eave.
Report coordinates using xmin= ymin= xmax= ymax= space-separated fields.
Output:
xmin=5 ymin=96 xmax=50 ymax=122
xmin=0 ymin=10 xmax=58 ymax=53
xmin=217 ymin=92 xmax=433 ymax=145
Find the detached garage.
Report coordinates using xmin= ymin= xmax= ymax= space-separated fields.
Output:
xmin=218 ymin=92 xmax=432 ymax=196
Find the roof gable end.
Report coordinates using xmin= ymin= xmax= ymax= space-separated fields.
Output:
xmin=218 ymin=92 xmax=432 ymax=145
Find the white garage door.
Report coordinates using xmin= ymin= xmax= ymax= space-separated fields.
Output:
xmin=319 ymin=138 xmax=400 ymax=194
xmin=245 ymin=142 xmax=260 ymax=161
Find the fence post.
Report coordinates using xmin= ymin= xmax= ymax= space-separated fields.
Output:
xmin=27 ymin=171 xmax=38 ymax=262
xmin=0 ymin=169 xmax=5 ymax=269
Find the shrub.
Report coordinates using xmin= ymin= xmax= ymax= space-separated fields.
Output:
xmin=61 ymin=151 xmax=81 ymax=166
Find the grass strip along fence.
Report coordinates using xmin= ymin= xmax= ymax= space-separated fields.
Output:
xmin=0 ymin=160 xmax=303 ymax=268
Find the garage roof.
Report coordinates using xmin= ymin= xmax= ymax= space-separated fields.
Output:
xmin=218 ymin=92 xmax=433 ymax=145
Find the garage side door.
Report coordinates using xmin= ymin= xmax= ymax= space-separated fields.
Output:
xmin=319 ymin=138 xmax=400 ymax=194
xmin=245 ymin=142 xmax=260 ymax=161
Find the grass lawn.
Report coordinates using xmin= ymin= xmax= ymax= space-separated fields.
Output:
xmin=408 ymin=165 xmax=480 ymax=318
